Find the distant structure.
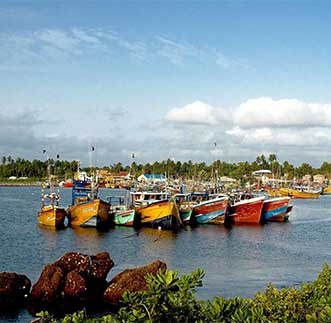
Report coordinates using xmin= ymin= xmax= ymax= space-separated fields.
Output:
xmin=252 ymin=169 xmax=272 ymax=185
xmin=302 ymin=174 xmax=312 ymax=183
xmin=137 ymin=173 xmax=167 ymax=184
xmin=313 ymin=174 xmax=326 ymax=184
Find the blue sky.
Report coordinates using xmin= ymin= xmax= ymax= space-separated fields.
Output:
xmin=1 ymin=1 xmax=331 ymax=167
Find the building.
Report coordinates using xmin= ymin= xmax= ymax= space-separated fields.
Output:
xmin=252 ymin=169 xmax=272 ymax=185
xmin=313 ymin=174 xmax=326 ymax=184
xmin=137 ymin=173 xmax=167 ymax=184
xmin=302 ymin=174 xmax=312 ymax=183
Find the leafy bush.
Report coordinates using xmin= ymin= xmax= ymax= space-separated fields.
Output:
xmin=114 ymin=268 xmax=205 ymax=323
xmin=36 ymin=310 xmax=112 ymax=323
xmin=37 ymin=263 xmax=331 ymax=323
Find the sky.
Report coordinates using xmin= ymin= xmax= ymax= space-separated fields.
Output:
xmin=1 ymin=0 xmax=331 ymax=167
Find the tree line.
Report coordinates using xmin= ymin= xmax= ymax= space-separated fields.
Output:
xmin=1 ymin=154 xmax=331 ymax=182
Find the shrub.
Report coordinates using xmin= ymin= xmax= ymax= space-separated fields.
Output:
xmin=37 ymin=263 xmax=331 ymax=323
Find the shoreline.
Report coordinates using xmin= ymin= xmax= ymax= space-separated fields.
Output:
xmin=0 ymin=182 xmax=42 ymax=187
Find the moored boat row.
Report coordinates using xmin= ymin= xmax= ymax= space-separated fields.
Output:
xmin=37 ymin=185 xmax=294 ymax=231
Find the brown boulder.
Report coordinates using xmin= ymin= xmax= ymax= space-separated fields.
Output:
xmin=30 ymin=264 xmax=64 ymax=303
xmin=55 ymin=252 xmax=90 ymax=274
xmin=63 ymin=271 xmax=88 ymax=298
xmin=0 ymin=272 xmax=31 ymax=310
xmin=90 ymin=252 xmax=114 ymax=280
xmin=29 ymin=251 xmax=114 ymax=313
xmin=103 ymin=260 xmax=167 ymax=305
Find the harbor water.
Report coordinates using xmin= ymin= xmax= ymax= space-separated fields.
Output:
xmin=1 ymin=186 xmax=331 ymax=322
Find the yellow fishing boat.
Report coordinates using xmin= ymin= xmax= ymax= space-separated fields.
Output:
xmin=279 ymin=188 xmax=320 ymax=199
xmin=67 ymin=198 xmax=110 ymax=227
xmin=38 ymin=192 xmax=67 ymax=229
xmin=67 ymin=182 xmax=110 ymax=228
xmin=265 ymin=188 xmax=282 ymax=197
xmin=137 ymin=199 xmax=181 ymax=231
xmin=322 ymin=187 xmax=331 ymax=195
xmin=38 ymin=153 xmax=67 ymax=229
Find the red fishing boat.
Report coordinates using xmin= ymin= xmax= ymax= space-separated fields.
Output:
xmin=261 ymin=196 xmax=291 ymax=222
xmin=191 ymin=196 xmax=229 ymax=225
xmin=228 ymin=196 xmax=265 ymax=224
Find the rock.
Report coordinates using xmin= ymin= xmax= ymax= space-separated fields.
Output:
xmin=0 ymin=272 xmax=31 ymax=310
xmin=90 ymin=252 xmax=114 ymax=280
xmin=29 ymin=251 xmax=114 ymax=313
xmin=54 ymin=252 xmax=114 ymax=280
xmin=63 ymin=271 xmax=87 ymax=298
xmin=103 ymin=260 xmax=167 ymax=305
xmin=55 ymin=252 xmax=90 ymax=274
xmin=30 ymin=264 xmax=64 ymax=303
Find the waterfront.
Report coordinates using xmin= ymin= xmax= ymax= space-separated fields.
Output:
xmin=0 ymin=186 xmax=331 ymax=322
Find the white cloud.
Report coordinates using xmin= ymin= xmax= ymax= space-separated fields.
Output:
xmin=227 ymin=125 xmax=330 ymax=147
xmin=165 ymin=101 xmax=230 ymax=126
xmin=234 ymin=97 xmax=331 ymax=128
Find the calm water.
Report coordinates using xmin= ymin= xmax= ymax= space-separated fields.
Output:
xmin=1 ymin=186 xmax=331 ymax=322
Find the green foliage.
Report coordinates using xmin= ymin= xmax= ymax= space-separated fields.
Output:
xmin=114 ymin=268 xmax=205 ymax=323
xmin=203 ymin=296 xmax=264 ymax=323
xmin=37 ymin=263 xmax=331 ymax=323
xmin=2 ymin=154 xmax=331 ymax=182
xmin=36 ymin=310 xmax=111 ymax=323
xmin=253 ymin=263 xmax=331 ymax=323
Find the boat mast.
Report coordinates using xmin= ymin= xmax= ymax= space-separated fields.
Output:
xmin=90 ymin=146 xmax=96 ymax=200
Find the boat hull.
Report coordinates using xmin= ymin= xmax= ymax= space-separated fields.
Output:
xmin=261 ymin=197 xmax=291 ymax=222
xmin=138 ymin=200 xmax=180 ymax=230
xmin=114 ymin=209 xmax=136 ymax=226
xmin=191 ymin=197 xmax=228 ymax=225
xmin=322 ymin=187 xmax=331 ymax=195
xmin=229 ymin=196 xmax=264 ymax=224
xmin=38 ymin=205 xmax=67 ymax=228
xmin=279 ymin=188 xmax=320 ymax=199
xmin=180 ymin=209 xmax=192 ymax=224
xmin=67 ymin=199 xmax=110 ymax=228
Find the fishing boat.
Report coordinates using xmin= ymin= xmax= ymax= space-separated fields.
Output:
xmin=261 ymin=196 xmax=291 ymax=222
xmin=279 ymin=187 xmax=320 ymax=199
xmin=59 ymin=179 xmax=73 ymax=188
xmin=107 ymin=195 xmax=136 ymax=227
xmin=227 ymin=196 xmax=265 ymax=224
xmin=38 ymin=191 xmax=67 ymax=229
xmin=136 ymin=199 xmax=181 ymax=231
xmin=265 ymin=188 xmax=282 ymax=197
xmin=191 ymin=196 xmax=229 ymax=225
xmin=322 ymin=187 xmax=331 ymax=195
xmin=130 ymin=191 xmax=171 ymax=208
xmin=67 ymin=180 xmax=110 ymax=229
xmin=38 ymin=153 xmax=67 ymax=228
xmin=173 ymin=193 xmax=196 ymax=224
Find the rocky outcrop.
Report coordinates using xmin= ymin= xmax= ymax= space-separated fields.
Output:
xmin=103 ymin=260 xmax=167 ymax=306
xmin=29 ymin=252 xmax=114 ymax=313
xmin=0 ymin=272 xmax=31 ymax=310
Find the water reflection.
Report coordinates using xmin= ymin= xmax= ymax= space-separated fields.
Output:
xmin=1 ymin=187 xmax=331 ymax=323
